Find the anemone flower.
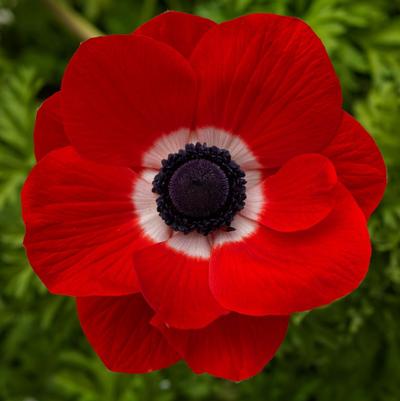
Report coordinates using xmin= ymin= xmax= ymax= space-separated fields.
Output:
xmin=22 ymin=11 xmax=386 ymax=381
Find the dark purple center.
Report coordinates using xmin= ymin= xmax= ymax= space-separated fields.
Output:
xmin=168 ymin=159 xmax=229 ymax=218
xmin=152 ymin=143 xmax=246 ymax=235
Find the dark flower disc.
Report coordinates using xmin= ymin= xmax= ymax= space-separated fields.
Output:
xmin=152 ymin=142 xmax=247 ymax=235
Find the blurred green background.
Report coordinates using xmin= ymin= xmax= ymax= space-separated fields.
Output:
xmin=0 ymin=0 xmax=399 ymax=400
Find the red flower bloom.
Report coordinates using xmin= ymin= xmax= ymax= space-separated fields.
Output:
xmin=22 ymin=11 xmax=386 ymax=381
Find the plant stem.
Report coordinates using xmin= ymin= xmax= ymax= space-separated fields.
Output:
xmin=41 ymin=0 xmax=104 ymax=41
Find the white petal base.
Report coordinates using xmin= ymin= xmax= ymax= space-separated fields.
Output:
xmin=135 ymin=127 xmax=264 ymax=258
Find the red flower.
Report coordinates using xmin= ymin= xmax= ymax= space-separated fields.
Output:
xmin=22 ymin=12 xmax=386 ymax=381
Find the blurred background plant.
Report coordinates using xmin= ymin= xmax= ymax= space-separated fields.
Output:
xmin=0 ymin=0 xmax=399 ymax=400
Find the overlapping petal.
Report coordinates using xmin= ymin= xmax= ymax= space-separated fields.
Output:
xmin=159 ymin=313 xmax=289 ymax=381
xmin=134 ymin=233 xmax=226 ymax=329
xmin=22 ymin=147 xmax=152 ymax=296
xmin=191 ymin=14 xmax=342 ymax=167
xmin=191 ymin=14 xmax=342 ymax=168
xmin=210 ymin=185 xmax=371 ymax=315
xmin=77 ymin=294 xmax=180 ymax=373
xmin=134 ymin=11 xmax=215 ymax=58
xmin=62 ymin=34 xmax=197 ymax=167
xmin=323 ymin=112 xmax=386 ymax=218
xmin=242 ymin=154 xmax=338 ymax=232
xmin=34 ymin=92 xmax=69 ymax=161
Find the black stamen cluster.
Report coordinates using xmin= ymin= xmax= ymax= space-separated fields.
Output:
xmin=152 ymin=142 xmax=247 ymax=235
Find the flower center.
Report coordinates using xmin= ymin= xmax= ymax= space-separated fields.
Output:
xmin=169 ymin=159 xmax=229 ymax=218
xmin=152 ymin=143 xmax=246 ymax=235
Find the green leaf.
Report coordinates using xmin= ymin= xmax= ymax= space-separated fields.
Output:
xmin=0 ymin=67 xmax=40 ymax=210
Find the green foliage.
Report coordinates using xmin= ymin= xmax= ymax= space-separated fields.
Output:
xmin=0 ymin=68 xmax=38 ymax=209
xmin=0 ymin=1 xmax=399 ymax=400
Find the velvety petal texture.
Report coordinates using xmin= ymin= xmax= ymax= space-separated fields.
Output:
xmin=22 ymin=147 xmax=150 ymax=296
xmin=34 ymin=92 xmax=69 ymax=161
xmin=134 ymin=236 xmax=226 ymax=329
xmin=159 ymin=313 xmax=289 ymax=381
xmin=323 ymin=112 xmax=386 ymax=218
xmin=210 ymin=186 xmax=371 ymax=315
xmin=62 ymin=34 xmax=196 ymax=167
xmin=77 ymin=294 xmax=180 ymax=373
xmin=242 ymin=154 xmax=338 ymax=232
xmin=191 ymin=14 xmax=342 ymax=168
xmin=134 ymin=11 xmax=215 ymax=58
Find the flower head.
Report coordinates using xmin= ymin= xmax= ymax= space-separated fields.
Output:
xmin=22 ymin=11 xmax=386 ymax=381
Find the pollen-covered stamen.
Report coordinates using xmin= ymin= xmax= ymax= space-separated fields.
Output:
xmin=169 ymin=159 xmax=229 ymax=218
xmin=152 ymin=143 xmax=246 ymax=235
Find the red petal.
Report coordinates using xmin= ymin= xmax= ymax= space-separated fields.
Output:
xmin=22 ymin=147 xmax=152 ymax=296
xmin=134 ymin=233 xmax=226 ymax=329
xmin=62 ymin=34 xmax=196 ymax=167
xmin=210 ymin=185 xmax=371 ymax=315
xmin=77 ymin=294 xmax=180 ymax=373
xmin=323 ymin=112 xmax=386 ymax=218
xmin=134 ymin=11 xmax=215 ymax=58
xmin=191 ymin=14 xmax=342 ymax=168
xmin=34 ymin=92 xmax=69 ymax=161
xmin=160 ymin=313 xmax=289 ymax=381
xmin=243 ymin=154 xmax=338 ymax=232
